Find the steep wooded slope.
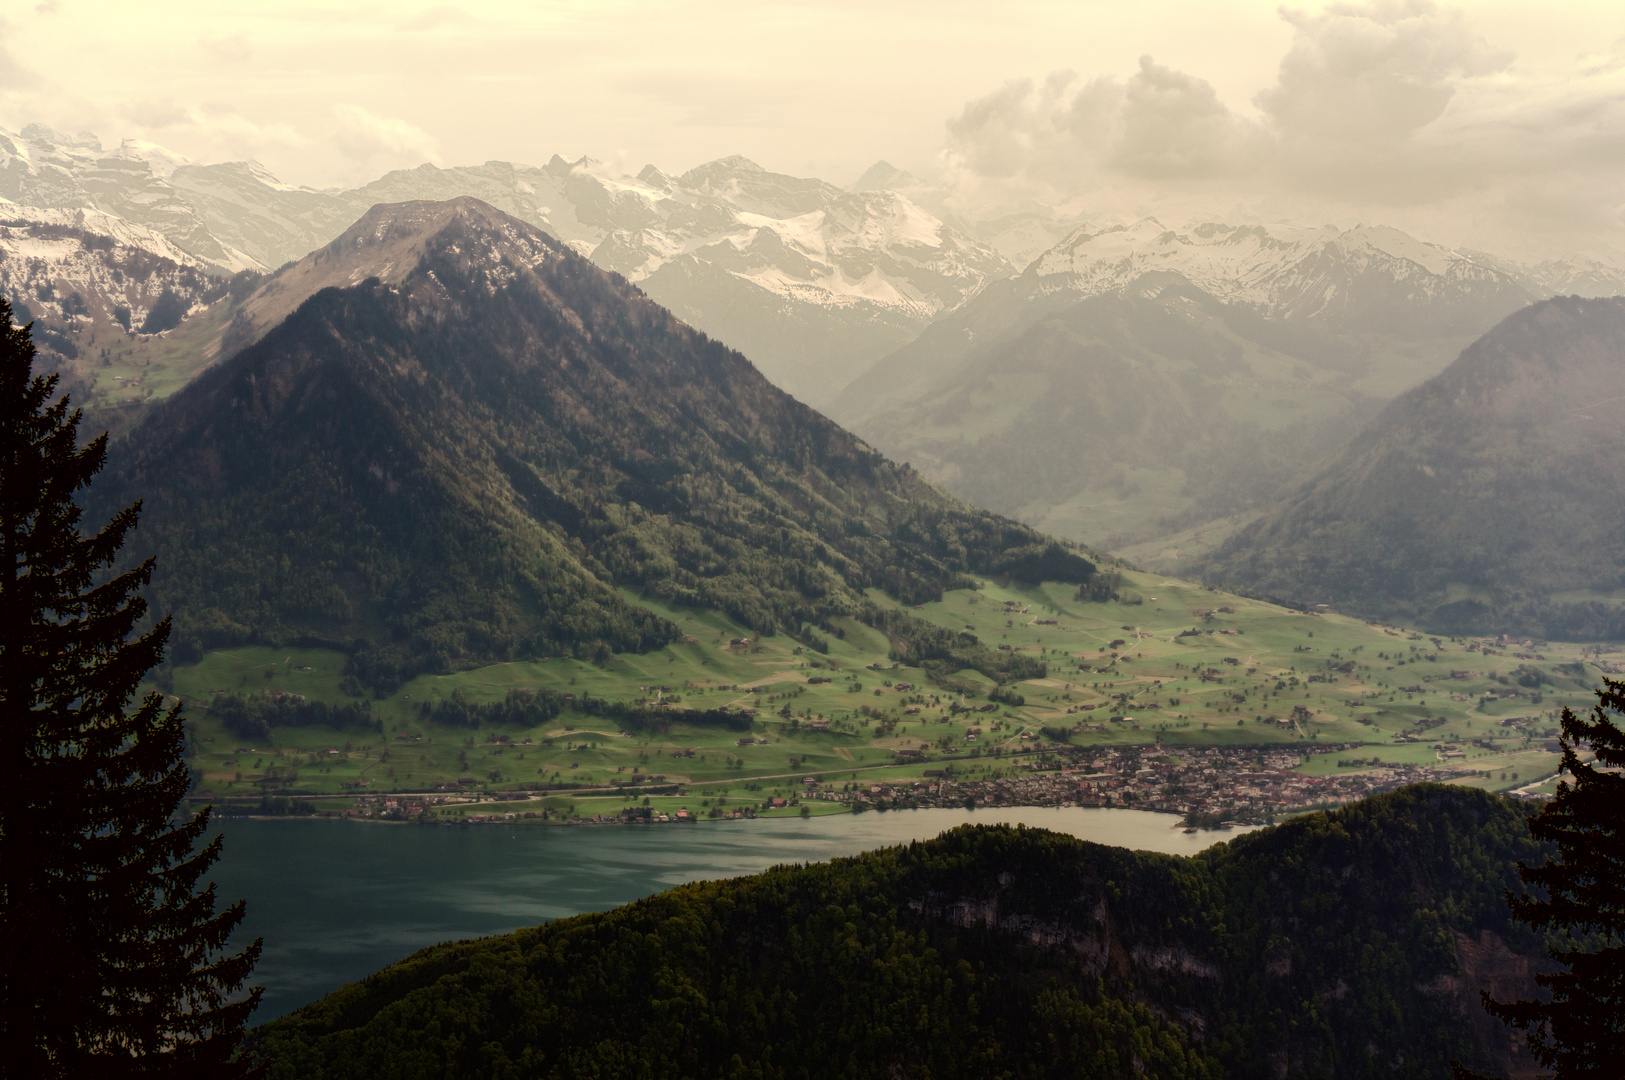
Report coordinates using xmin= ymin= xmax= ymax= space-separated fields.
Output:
xmin=1200 ymin=296 xmax=1625 ymax=638
xmin=250 ymin=785 xmax=1547 ymax=1080
xmin=97 ymin=198 xmax=1092 ymax=691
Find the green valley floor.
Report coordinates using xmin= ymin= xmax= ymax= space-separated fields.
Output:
xmin=170 ymin=570 xmax=1594 ymax=827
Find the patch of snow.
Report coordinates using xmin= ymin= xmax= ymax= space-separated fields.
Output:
xmin=737 ymin=210 xmax=829 ymax=259
xmin=112 ymin=139 xmax=193 ymax=179
xmin=0 ymin=205 xmax=204 ymax=267
xmin=1031 ymin=218 xmax=1504 ymax=313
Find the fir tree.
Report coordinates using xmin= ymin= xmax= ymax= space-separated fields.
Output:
xmin=0 ymin=299 xmax=261 ymax=1078
xmin=1461 ymin=678 xmax=1625 ymax=1078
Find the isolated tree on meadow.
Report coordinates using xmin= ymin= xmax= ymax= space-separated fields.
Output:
xmin=0 ymin=298 xmax=260 ymax=1078
xmin=1456 ymin=677 xmax=1625 ymax=1079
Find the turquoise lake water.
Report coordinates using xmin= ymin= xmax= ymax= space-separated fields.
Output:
xmin=213 ymin=807 xmax=1252 ymax=1020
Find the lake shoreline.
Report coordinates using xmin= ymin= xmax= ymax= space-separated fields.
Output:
xmin=209 ymin=802 xmax=1254 ymax=832
xmin=211 ymin=806 xmax=1262 ymax=1019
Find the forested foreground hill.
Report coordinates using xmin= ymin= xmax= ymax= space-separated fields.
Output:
xmin=252 ymin=786 xmax=1546 ymax=1080
xmin=1199 ymin=296 xmax=1625 ymax=639
xmin=94 ymin=198 xmax=1093 ymax=692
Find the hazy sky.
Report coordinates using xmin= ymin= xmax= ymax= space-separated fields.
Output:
xmin=4 ymin=1 xmax=1624 ymax=254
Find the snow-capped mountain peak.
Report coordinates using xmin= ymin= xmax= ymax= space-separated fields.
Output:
xmin=1030 ymin=217 xmax=1525 ymax=320
xmin=111 ymin=138 xmax=194 ymax=179
xmin=849 ymin=160 xmax=918 ymax=192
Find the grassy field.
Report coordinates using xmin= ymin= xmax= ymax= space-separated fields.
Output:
xmin=171 ymin=570 xmax=1593 ymax=819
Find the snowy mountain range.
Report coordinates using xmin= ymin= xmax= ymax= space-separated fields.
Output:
xmin=6 ymin=121 xmax=1625 ymax=433
xmin=0 ymin=126 xmax=1015 ymax=405
xmin=1029 ymin=220 xmax=1524 ymax=324
xmin=831 ymin=215 xmax=1625 ymax=554
xmin=830 ymin=216 xmax=1620 ymax=425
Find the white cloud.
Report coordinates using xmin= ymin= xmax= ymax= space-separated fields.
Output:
xmin=943 ymin=2 xmax=1625 ymax=257
xmin=1259 ymin=1 xmax=1510 ymax=146
xmin=110 ymin=100 xmax=310 ymax=169
xmin=1111 ymin=57 xmax=1266 ymax=180
xmin=331 ymin=104 xmax=440 ymax=166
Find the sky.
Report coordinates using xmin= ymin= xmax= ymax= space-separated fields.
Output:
xmin=3 ymin=0 xmax=1624 ymax=256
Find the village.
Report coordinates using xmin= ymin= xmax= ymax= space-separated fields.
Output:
xmin=812 ymin=744 xmax=1488 ymax=826
xmin=319 ymin=739 xmax=1498 ymax=830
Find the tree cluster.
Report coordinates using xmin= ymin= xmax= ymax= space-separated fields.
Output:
xmin=1 ymin=300 xmax=259 ymax=1076
xmin=420 ymin=686 xmax=752 ymax=735
xmin=210 ymin=691 xmax=378 ymax=744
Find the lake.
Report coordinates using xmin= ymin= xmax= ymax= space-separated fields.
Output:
xmin=214 ymin=807 xmax=1253 ymax=1020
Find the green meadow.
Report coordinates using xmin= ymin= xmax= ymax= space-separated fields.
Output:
xmin=173 ymin=570 xmax=1590 ymax=817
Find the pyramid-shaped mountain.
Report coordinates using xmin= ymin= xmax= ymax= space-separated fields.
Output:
xmin=99 ymin=198 xmax=1093 ymax=690
xmin=1198 ymin=295 xmax=1625 ymax=637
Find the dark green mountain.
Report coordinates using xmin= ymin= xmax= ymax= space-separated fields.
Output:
xmin=1199 ymin=296 xmax=1625 ymax=638
xmin=250 ymin=785 xmax=1546 ymax=1079
xmin=97 ymin=198 xmax=1094 ymax=691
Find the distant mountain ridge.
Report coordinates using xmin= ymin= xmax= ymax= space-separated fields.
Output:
xmin=835 ymin=217 xmax=1542 ymax=422
xmin=11 ymin=120 xmax=1625 ymax=415
xmin=830 ymin=217 xmax=1614 ymax=551
xmin=1198 ymin=295 xmax=1625 ymax=638
xmin=93 ymin=198 xmax=1093 ymax=691
xmin=1029 ymin=220 xmax=1528 ymax=328
xmin=1 ymin=126 xmax=1015 ymax=405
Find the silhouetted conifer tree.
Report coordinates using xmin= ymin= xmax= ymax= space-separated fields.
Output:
xmin=1457 ymin=678 xmax=1625 ymax=1079
xmin=0 ymin=299 xmax=261 ymax=1078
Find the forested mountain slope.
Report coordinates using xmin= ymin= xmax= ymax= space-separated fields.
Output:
xmin=95 ymin=198 xmax=1093 ymax=692
xmin=251 ymin=785 xmax=1546 ymax=1080
xmin=1199 ymin=296 xmax=1625 ymax=639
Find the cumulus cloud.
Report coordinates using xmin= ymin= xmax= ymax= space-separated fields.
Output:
xmin=1260 ymin=2 xmax=1509 ymax=146
xmin=947 ymin=58 xmax=1268 ymax=189
xmin=1112 ymin=57 xmax=1266 ymax=180
xmin=110 ymin=100 xmax=309 ymax=170
xmin=943 ymin=1 xmax=1625 ymax=257
xmin=332 ymin=104 xmax=440 ymax=167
